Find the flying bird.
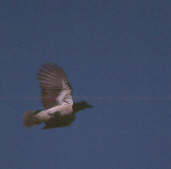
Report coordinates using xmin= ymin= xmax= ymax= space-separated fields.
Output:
xmin=24 ymin=64 xmax=93 ymax=129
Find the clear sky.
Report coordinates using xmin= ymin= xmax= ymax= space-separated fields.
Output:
xmin=0 ymin=0 xmax=170 ymax=169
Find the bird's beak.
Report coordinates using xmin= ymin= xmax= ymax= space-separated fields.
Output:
xmin=87 ymin=104 xmax=93 ymax=108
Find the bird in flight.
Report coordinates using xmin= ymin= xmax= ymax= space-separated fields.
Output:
xmin=24 ymin=64 xmax=93 ymax=129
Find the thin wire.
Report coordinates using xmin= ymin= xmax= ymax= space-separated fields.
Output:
xmin=0 ymin=96 xmax=171 ymax=101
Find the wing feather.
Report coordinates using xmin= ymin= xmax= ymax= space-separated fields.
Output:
xmin=38 ymin=64 xmax=73 ymax=109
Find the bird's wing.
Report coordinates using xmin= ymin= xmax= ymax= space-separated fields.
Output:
xmin=38 ymin=64 xmax=73 ymax=109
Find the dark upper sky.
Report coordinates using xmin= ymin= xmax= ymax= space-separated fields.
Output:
xmin=0 ymin=0 xmax=170 ymax=169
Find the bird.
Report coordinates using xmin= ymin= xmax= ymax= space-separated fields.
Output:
xmin=24 ymin=63 xmax=93 ymax=129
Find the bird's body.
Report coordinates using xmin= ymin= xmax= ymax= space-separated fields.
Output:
xmin=35 ymin=103 xmax=73 ymax=121
xmin=24 ymin=64 xmax=92 ymax=129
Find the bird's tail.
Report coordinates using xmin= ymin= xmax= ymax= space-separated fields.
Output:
xmin=24 ymin=110 xmax=41 ymax=127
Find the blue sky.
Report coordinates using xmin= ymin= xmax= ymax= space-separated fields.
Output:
xmin=0 ymin=0 xmax=170 ymax=169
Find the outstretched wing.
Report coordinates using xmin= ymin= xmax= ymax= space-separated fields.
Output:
xmin=38 ymin=64 xmax=73 ymax=109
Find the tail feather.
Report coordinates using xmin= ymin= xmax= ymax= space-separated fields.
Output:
xmin=24 ymin=110 xmax=41 ymax=127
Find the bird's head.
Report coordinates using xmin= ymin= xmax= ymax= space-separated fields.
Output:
xmin=73 ymin=101 xmax=93 ymax=113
